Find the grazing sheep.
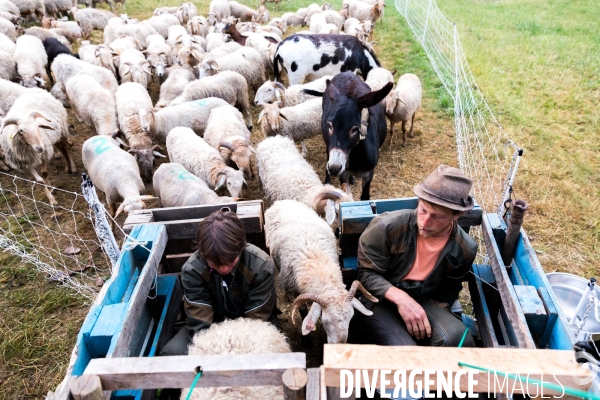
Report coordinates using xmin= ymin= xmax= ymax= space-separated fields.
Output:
xmin=155 ymin=64 xmax=196 ymax=108
xmin=197 ymin=47 xmax=265 ymax=91
xmin=254 ymin=5 xmax=269 ymax=24
xmin=265 ymin=199 xmax=376 ymax=343
xmin=176 ymin=2 xmax=198 ymax=25
xmin=0 ymin=91 xmax=76 ymax=205
xmin=385 ymin=73 xmax=422 ymax=147
xmin=14 ymin=35 xmax=48 ymax=88
xmin=119 ymin=49 xmax=151 ymax=89
xmin=103 ymin=15 xmax=136 ymax=45
xmin=181 ymin=319 xmax=290 ymax=400
xmin=167 ymin=24 xmax=187 ymax=48
xmin=71 ymin=7 xmax=114 ymax=39
xmin=309 ymin=13 xmax=327 ymax=33
xmin=281 ymin=12 xmax=304 ymax=27
xmin=349 ymin=1 xmax=381 ymax=23
xmin=256 ymin=135 xmax=353 ymax=223
xmin=318 ymin=23 xmax=340 ymax=34
xmin=108 ymin=36 xmax=141 ymax=53
xmin=228 ymin=0 xmax=256 ymax=22
xmin=143 ymin=34 xmax=172 ymax=79
xmin=343 ymin=17 xmax=366 ymax=39
xmin=0 ymin=13 xmax=16 ymax=41
xmin=268 ymin=18 xmax=287 ymax=34
xmin=258 ymin=99 xmax=322 ymax=157
xmin=42 ymin=38 xmax=77 ymax=78
xmin=24 ymin=27 xmax=71 ymax=50
xmin=365 ymin=66 xmax=396 ymax=104
xmin=115 ymin=82 xmax=160 ymax=183
xmin=254 ymin=76 xmax=331 ymax=107
xmin=153 ymin=162 xmax=236 ymax=208
xmin=0 ymin=79 xmax=45 ymax=123
xmin=82 ymin=135 xmax=153 ymax=218
xmin=175 ymin=36 xmax=206 ymax=68
xmin=78 ymin=43 xmax=118 ymax=77
xmin=322 ymin=10 xmax=344 ymax=30
xmin=204 ymin=32 xmax=230 ymax=53
xmin=204 ymin=40 xmax=242 ymax=59
xmin=44 ymin=0 xmax=72 ymax=19
xmin=66 ymin=74 xmax=118 ymax=136
xmin=147 ymin=13 xmax=180 ymax=39
xmin=187 ymin=15 xmax=209 ymax=37
xmin=0 ymin=0 xmax=19 ymax=19
xmin=153 ymin=6 xmax=178 ymax=16
xmin=203 ymin=105 xmax=254 ymax=179
xmin=167 ymin=127 xmax=245 ymax=198
xmin=48 ymin=20 xmax=83 ymax=39
xmin=115 ymin=21 xmax=158 ymax=49
xmin=208 ymin=0 xmax=230 ymax=20
xmin=0 ymin=51 xmax=15 ymax=81
xmin=140 ymin=97 xmax=229 ymax=144
xmin=244 ymin=34 xmax=277 ymax=75
xmin=11 ymin=0 xmax=44 ymax=21
xmin=171 ymin=71 xmax=252 ymax=129
xmin=0 ymin=32 xmax=15 ymax=54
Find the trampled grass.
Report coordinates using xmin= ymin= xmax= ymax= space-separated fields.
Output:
xmin=1 ymin=0 xmax=597 ymax=397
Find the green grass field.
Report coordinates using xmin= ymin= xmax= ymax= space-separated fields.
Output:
xmin=0 ymin=0 xmax=597 ymax=397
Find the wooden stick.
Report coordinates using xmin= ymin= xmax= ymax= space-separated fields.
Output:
xmin=283 ymin=368 xmax=308 ymax=400
xmin=306 ymin=368 xmax=321 ymax=400
xmin=70 ymin=375 xmax=103 ymax=400
xmin=84 ymin=353 xmax=306 ymax=390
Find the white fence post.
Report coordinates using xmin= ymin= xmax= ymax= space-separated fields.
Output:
xmin=81 ymin=173 xmax=120 ymax=267
xmin=422 ymin=0 xmax=433 ymax=43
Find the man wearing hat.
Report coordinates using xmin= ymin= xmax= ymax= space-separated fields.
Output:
xmin=351 ymin=164 xmax=478 ymax=347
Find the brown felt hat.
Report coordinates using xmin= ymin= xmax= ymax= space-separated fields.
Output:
xmin=413 ymin=164 xmax=474 ymax=212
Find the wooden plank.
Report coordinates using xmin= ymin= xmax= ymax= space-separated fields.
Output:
xmin=469 ymin=264 xmax=499 ymax=348
xmin=108 ymin=224 xmax=168 ymax=358
xmin=514 ymin=285 xmax=547 ymax=334
xmin=322 ymin=344 xmax=589 ymax=394
xmin=538 ymin=287 xmax=559 ymax=349
xmin=83 ymin=353 xmax=306 ymax=390
xmin=151 ymin=202 xmax=238 ymax=222
xmin=165 ymin=252 xmax=193 ymax=273
xmin=482 ymin=213 xmax=536 ymax=349
xmin=306 ymin=368 xmax=320 ymax=400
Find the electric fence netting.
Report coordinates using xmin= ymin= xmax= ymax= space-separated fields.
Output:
xmin=395 ymin=0 xmax=522 ymax=263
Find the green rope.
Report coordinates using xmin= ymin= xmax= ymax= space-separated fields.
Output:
xmin=458 ymin=327 xmax=469 ymax=348
xmin=458 ymin=362 xmax=600 ymax=400
xmin=185 ymin=370 xmax=203 ymax=400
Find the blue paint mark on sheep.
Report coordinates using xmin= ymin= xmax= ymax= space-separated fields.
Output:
xmin=190 ymin=99 xmax=208 ymax=107
xmin=90 ymin=136 xmax=111 ymax=155
xmin=173 ymin=169 xmax=196 ymax=181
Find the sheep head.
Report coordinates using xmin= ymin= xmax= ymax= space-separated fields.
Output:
xmin=385 ymin=90 xmax=405 ymax=115
xmin=291 ymin=281 xmax=377 ymax=344
xmin=145 ymin=52 xmax=171 ymax=77
xmin=20 ymin=73 xmax=46 ymax=89
xmin=214 ymin=168 xmax=244 ymax=198
xmin=1 ymin=112 xmax=54 ymax=154
xmin=95 ymin=45 xmax=118 ymax=75
xmin=138 ymin=109 xmax=154 ymax=133
xmin=42 ymin=16 xmax=54 ymax=29
xmin=313 ymin=183 xmax=353 ymax=224
xmin=258 ymin=102 xmax=286 ymax=136
xmin=128 ymin=145 xmax=166 ymax=183
xmin=219 ymin=138 xmax=255 ymax=180
xmin=254 ymin=80 xmax=285 ymax=106
xmin=197 ymin=59 xmax=220 ymax=78
xmin=114 ymin=195 xmax=157 ymax=218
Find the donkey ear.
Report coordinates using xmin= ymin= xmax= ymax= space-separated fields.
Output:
xmin=357 ymin=82 xmax=393 ymax=109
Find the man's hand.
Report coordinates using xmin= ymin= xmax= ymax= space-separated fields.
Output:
xmin=384 ymin=286 xmax=431 ymax=340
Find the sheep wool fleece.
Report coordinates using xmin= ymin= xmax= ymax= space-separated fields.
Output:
xmin=181 ymin=243 xmax=277 ymax=341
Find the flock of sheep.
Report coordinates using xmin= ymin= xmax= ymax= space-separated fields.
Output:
xmin=0 ymin=1 xmax=425 ymax=398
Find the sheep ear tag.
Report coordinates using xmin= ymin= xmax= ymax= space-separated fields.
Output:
xmin=325 ymin=199 xmax=336 ymax=225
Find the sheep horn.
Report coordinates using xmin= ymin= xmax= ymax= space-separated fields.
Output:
xmin=29 ymin=112 xmax=52 ymax=123
xmin=219 ymin=141 xmax=236 ymax=152
xmin=128 ymin=149 xmax=140 ymax=155
xmin=257 ymin=110 xmax=264 ymax=123
xmin=291 ymin=294 xmax=329 ymax=325
xmin=315 ymin=189 xmax=343 ymax=202
xmin=151 ymin=144 xmax=163 ymax=151
xmin=274 ymin=81 xmax=286 ymax=92
xmin=1 ymin=118 xmax=19 ymax=130
xmin=114 ymin=202 xmax=126 ymax=219
xmin=341 ymin=183 xmax=351 ymax=196
xmin=346 ymin=280 xmax=378 ymax=303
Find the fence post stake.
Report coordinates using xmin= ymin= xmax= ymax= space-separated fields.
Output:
xmin=81 ymin=173 xmax=120 ymax=267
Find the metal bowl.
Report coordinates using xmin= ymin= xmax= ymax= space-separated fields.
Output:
xmin=547 ymin=272 xmax=600 ymax=334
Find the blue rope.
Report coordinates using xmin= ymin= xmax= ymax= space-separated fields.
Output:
xmin=458 ymin=327 xmax=469 ymax=348
xmin=185 ymin=370 xmax=203 ymax=400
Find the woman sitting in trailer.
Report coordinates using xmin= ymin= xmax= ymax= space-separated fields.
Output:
xmin=161 ymin=208 xmax=278 ymax=356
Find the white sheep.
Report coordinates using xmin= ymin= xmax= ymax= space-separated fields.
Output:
xmin=181 ymin=319 xmax=290 ymax=400
xmin=281 ymin=12 xmax=304 ymax=27
xmin=66 ymin=74 xmax=118 ymax=136
xmin=0 ymin=15 xmax=16 ymax=42
xmin=187 ymin=15 xmax=209 ymax=37
xmin=11 ymin=0 xmax=44 ymax=21
xmin=153 ymin=6 xmax=178 ymax=16
xmin=208 ymin=0 xmax=230 ymax=20
xmin=204 ymin=31 xmax=228 ymax=52
xmin=103 ymin=16 xmax=127 ymax=45
xmin=46 ymin=19 xmax=83 ymax=39
xmin=265 ymin=200 xmax=376 ymax=343
xmin=146 ymin=13 xmax=180 ymax=39
xmin=51 ymin=54 xmax=119 ymax=100
xmin=309 ymin=13 xmax=327 ymax=33
xmin=71 ymin=7 xmax=114 ymax=39
xmin=108 ymin=36 xmax=141 ymax=53
xmin=176 ymin=2 xmax=198 ymax=25
xmin=256 ymin=135 xmax=353 ymax=223
xmin=140 ymin=97 xmax=229 ymax=144
xmin=155 ymin=64 xmax=196 ymax=108
xmin=24 ymin=27 xmax=72 ymax=50
xmin=228 ymin=0 xmax=256 ymax=22
xmin=0 ymin=33 xmax=14 ymax=54
xmin=197 ymin=47 xmax=265 ymax=91
xmin=115 ymin=82 xmax=161 ymax=183
xmin=204 ymin=39 xmax=240 ymax=58
xmin=0 ymin=0 xmax=20 ymax=20
xmin=118 ymin=48 xmax=151 ymax=89
xmin=42 ymin=0 xmax=70 ymax=18
xmin=0 ymin=79 xmax=46 ymax=115
xmin=115 ymin=21 xmax=158 ymax=49
xmin=254 ymin=5 xmax=269 ymax=24
xmin=0 ymin=90 xmax=76 ymax=205
xmin=268 ymin=18 xmax=287 ymax=34
xmin=258 ymin=99 xmax=322 ymax=158
xmin=143 ymin=34 xmax=172 ymax=79
xmin=385 ymin=73 xmax=422 ymax=147
xmin=365 ymin=66 xmax=395 ymax=104
xmin=82 ymin=135 xmax=153 ymax=218
xmin=153 ymin=162 xmax=236 ymax=208
xmin=321 ymin=10 xmax=345 ymax=30
xmin=348 ymin=1 xmax=381 ymax=23
xmin=318 ymin=23 xmax=340 ymax=34
xmin=14 ymin=35 xmax=48 ymax=88
xmin=0 ymin=50 xmax=15 ymax=81
xmin=254 ymin=76 xmax=332 ymax=107
xmin=166 ymin=127 xmax=245 ymax=199
xmin=244 ymin=33 xmax=277 ymax=76
xmin=167 ymin=24 xmax=187 ymax=49
xmin=171 ymin=71 xmax=252 ymax=129
xmin=78 ymin=43 xmax=118 ymax=77
xmin=203 ymin=105 xmax=254 ymax=180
